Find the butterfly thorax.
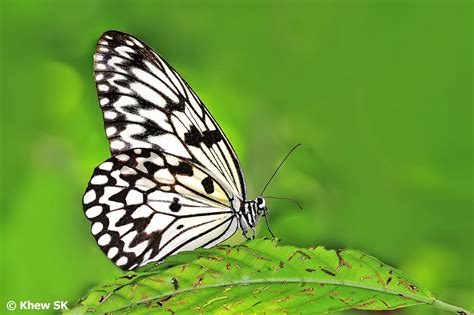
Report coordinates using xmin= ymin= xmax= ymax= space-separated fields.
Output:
xmin=239 ymin=197 xmax=267 ymax=238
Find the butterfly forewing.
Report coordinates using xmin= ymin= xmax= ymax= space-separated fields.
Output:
xmin=83 ymin=148 xmax=238 ymax=270
xmin=94 ymin=31 xmax=246 ymax=199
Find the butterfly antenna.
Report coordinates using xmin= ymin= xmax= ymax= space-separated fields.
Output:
xmin=260 ymin=143 xmax=301 ymax=196
xmin=264 ymin=196 xmax=303 ymax=210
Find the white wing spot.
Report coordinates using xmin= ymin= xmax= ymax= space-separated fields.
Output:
xmin=91 ymin=222 xmax=103 ymax=235
xmin=131 ymin=205 xmax=153 ymax=218
xmin=99 ymin=161 xmax=114 ymax=171
xmin=135 ymin=177 xmax=156 ymax=190
xmin=154 ymin=169 xmax=174 ymax=184
xmin=99 ymin=47 xmax=109 ymax=52
xmin=100 ymin=98 xmax=109 ymax=106
xmin=116 ymin=256 xmax=128 ymax=266
xmin=120 ymin=166 xmax=137 ymax=175
xmin=85 ymin=205 xmax=102 ymax=218
xmin=104 ymin=35 xmax=113 ymax=39
xmin=99 ymin=40 xmax=108 ymax=45
xmin=106 ymin=126 xmax=117 ymax=137
xmin=165 ymin=155 xmax=180 ymax=166
xmin=83 ymin=189 xmax=96 ymax=204
xmin=98 ymin=84 xmax=109 ymax=92
xmin=91 ymin=175 xmax=108 ymax=185
xmin=94 ymin=54 xmax=104 ymax=61
xmin=104 ymin=111 xmax=117 ymax=120
xmin=115 ymin=154 xmax=130 ymax=162
xmin=98 ymin=233 xmax=111 ymax=246
xmin=134 ymin=149 xmax=142 ymax=154
xmin=108 ymin=247 xmax=119 ymax=258
xmin=96 ymin=63 xmax=106 ymax=70
xmin=126 ymin=190 xmax=143 ymax=205
xmin=95 ymin=74 xmax=104 ymax=81
xmin=111 ymin=140 xmax=126 ymax=151
xmin=125 ymin=40 xmax=134 ymax=46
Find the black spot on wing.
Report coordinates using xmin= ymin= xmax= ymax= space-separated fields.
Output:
xmin=184 ymin=126 xmax=201 ymax=147
xmin=144 ymin=161 xmax=161 ymax=174
xmin=169 ymin=161 xmax=193 ymax=176
xmin=120 ymin=172 xmax=141 ymax=184
xmin=110 ymin=189 xmax=128 ymax=203
xmin=201 ymin=176 xmax=215 ymax=194
xmin=184 ymin=126 xmax=222 ymax=148
xmin=202 ymin=130 xmax=222 ymax=147
xmin=167 ymin=98 xmax=185 ymax=112
xmin=169 ymin=197 xmax=181 ymax=212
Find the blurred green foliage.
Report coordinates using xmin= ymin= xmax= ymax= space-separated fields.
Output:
xmin=0 ymin=1 xmax=472 ymax=314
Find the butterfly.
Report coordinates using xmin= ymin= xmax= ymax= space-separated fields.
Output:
xmin=82 ymin=30 xmax=281 ymax=270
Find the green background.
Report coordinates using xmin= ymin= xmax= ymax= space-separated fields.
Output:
xmin=1 ymin=0 xmax=472 ymax=314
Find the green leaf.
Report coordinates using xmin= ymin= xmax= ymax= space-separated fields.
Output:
xmin=67 ymin=239 xmax=471 ymax=314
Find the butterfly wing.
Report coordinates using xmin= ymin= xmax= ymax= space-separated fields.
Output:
xmin=94 ymin=30 xmax=246 ymax=200
xmin=83 ymin=148 xmax=239 ymax=270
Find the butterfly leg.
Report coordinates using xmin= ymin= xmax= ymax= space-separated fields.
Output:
xmin=264 ymin=214 xmax=275 ymax=238
xmin=241 ymin=230 xmax=251 ymax=240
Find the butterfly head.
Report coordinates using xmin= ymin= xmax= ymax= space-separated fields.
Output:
xmin=255 ymin=196 xmax=268 ymax=217
xmin=240 ymin=197 xmax=268 ymax=233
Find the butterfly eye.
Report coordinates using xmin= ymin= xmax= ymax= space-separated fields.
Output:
xmin=256 ymin=197 xmax=264 ymax=205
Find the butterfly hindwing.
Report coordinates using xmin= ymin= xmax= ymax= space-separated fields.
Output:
xmin=94 ymin=30 xmax=246 ymax=199
xmin=83 ymin=148 xmax=238 ymax=270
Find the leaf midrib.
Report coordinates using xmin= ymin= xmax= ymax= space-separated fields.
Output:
xmin=105 ymin=277 xmax=434 ymax=312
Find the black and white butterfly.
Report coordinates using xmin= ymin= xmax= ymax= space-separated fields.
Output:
xmin=82 ymin=30 xmax=275 ymax=270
